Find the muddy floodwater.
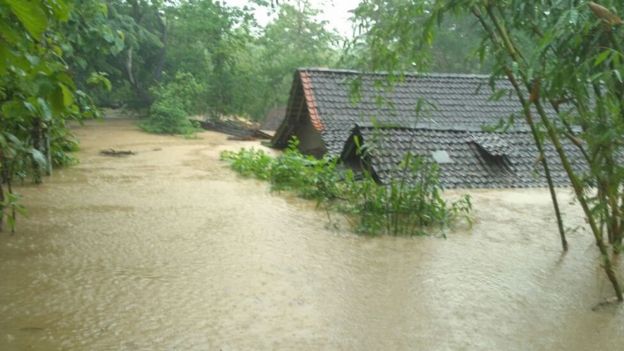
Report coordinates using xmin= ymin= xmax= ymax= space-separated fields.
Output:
xmin=1 ymin=119 xmax=623 ymax=350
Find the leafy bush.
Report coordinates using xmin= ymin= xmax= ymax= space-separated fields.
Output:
xmin=342 ymin=154 xmax=472 ymax=236
xmin=268 ymin=140 xmax=341 ymax=200
xmin=140 ymin=72 xmax=205 ymax=135
xmin=220 ymin=139 xmax=472 ymax=236
xmin=222 ymin=148 xmax=273 ymax=180
xmin=141 ymin=101 xmax=194 ymax=135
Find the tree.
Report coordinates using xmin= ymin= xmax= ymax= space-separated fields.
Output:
xmin=348 ymin=0 xmax=490 ymax=73
xmin=165 ymin=0 xmax=254 ymax=118
xmin=0 ymin=0 xmax=88 ymax=232
xmin=108 ymin=0 xmax=168 ymax=107
xmin=353 ymin=0 xmax=624 ymax=301
xmin=249 ymin=0 xmax=340 ymax=119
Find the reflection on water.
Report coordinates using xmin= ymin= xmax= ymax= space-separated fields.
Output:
xmin=0 ymin=119 xmax=622 ymax=350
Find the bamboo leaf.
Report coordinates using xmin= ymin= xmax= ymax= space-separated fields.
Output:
xmin=595 ymin=50 xmax=611 ymax=66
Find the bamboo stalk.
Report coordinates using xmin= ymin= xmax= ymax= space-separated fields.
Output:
xmin=535 ymin=100 xmax=623 ymax=300
xmin=503 ymin=68 xmax=568 ymax=251
xmin=473 ymin=7 xmax=568 ymax=251
xmin=475 ymin=5 xmax=622 ymax=299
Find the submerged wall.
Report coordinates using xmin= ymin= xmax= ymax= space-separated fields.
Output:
xmin=295 ymin=116 xmax=325 ymax=158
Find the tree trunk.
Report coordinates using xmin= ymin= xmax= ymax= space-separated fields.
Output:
xmin=153 ymin=12 xmax=167 ymax=83
xmin=44 ymin=126 xmax=52 ymax=176
xmin=31 ymin=118 xmax=42 ymax=184
xmin=0 ymin=154 xmax=4 ymax=233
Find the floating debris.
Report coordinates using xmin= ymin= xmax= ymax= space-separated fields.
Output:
xmin=200 ymin=119 xmax=272 ymax=140
xmin=100 ymin=149 xmax=135 ymax=157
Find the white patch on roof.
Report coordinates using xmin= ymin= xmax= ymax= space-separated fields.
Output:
xmin=431 ymin=150 xmax=453 ymax=164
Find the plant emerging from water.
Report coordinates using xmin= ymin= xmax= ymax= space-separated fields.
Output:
xmin=220 ymin=139 xmax=471 ymax=236
xmin=140 ymin=72 xmax=204 ymax=135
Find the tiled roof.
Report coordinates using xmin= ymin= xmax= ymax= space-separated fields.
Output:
xmin=343 ymin=125 xmax=585 ymax=189
xmin=271 ymin=68 xmax=585 ymax=188
xmin=291 ymin=68 xmax=541 ymax=156
xmin=469 ymin=133 xmax=515 ymax=157
xmin=300 ymin=71 xmax=324 ymax=131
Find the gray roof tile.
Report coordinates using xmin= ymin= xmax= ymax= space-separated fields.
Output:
xmin=289 ymin=68 xmax=542 ymax=155
xmin=273 ymin=68 xmax=583 ymax=188
xmin=344 ymin=126 xmax=585 ymax=188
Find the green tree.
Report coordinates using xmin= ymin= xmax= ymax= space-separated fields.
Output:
xmin=165 ymin=0 xmax=253 ymax=118
xmin=0 ymin=0 xmax=86 ymax=232
xmin=353 ymin=0 xmax=624 ymax=301
xmin=348 ymin=0 xmax=490 ymax=73
xmin=109 ymin=0 xmax=168 ymax=107
xmin=140 ymin=71 xmax=203 ymax=134
xmin=61 ymin=0 xmax=123 ymax=97
xmin=250 ymin=0 xmax=340 ymax=119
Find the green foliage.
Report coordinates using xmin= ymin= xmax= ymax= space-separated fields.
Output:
xmin=140 ymin=72 xmax=204 ymax=135
xmin=221 ymin=138 xmax=472 ymax=236
xmin=342 ymin=154 xmax=472 ymax=236
xmin=0 ymin=0 xmax=92 ymax=232
xmin=353 ymin=0 xmax=624 ymax=300
xmin=0 ymin=190 xmax=27 ymax=234
xmin=267 ymin=139 xmax=341 ymax=200
xmin=220 ymin=148 xmax=273 ymax=180
xmin=142 ymin=103 xmax=191 ymax=135
xmin=246 ymin=1 xmax=341 ymax=119
xmin=70 ymin=0 xmax=340 ymax=121
xmin=347 ymin=0 xmax=490 ymax=73
xmin=165 ymin=0 xmax=254 ymax=118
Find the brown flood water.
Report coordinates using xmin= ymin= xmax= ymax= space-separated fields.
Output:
xmin=0 ymin=119 xmax=623 ymax=350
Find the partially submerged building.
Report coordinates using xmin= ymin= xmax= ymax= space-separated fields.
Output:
xmin=261 ymin=106 xmax=287 ymax=131
xmin=272 ymin=68 xmax=584 ymax=188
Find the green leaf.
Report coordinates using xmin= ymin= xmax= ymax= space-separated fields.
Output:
xmin=488 ymin=89 xmax=508 ymax=102
xmin=613 ymin=70 xmax=623 ymax=84
xmin=48 ymin=0 xmax=72 ymax=21
xmin=1 ymin=100 xmax=25 ymax=118
xmin=5 ymin=132 xmax=21 ymax=146
xmin=59 ymin=83 xmax=74 ymax=107
xmin=4 ymin=0 xmax=48 ymax=39
xmin=30 ymin=148 xmax=47 ymax=168
xmin=595 ymin=50 xmax=611 ymax=67
xmin=568 ymin=9 xmax=578 ymax=25
xmin=25 ymin=53 xmax=40 ymax=65
xmin=98 ymin=2 xmax=108 ymax=15
xmin=0 ymin=45 xmax=10 ymax=74
xmin=37 ymin=98 xmax=52 ymax=121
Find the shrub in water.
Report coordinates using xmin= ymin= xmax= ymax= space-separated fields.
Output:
xmin=220 ymin=138 xmax=472 ymax=236
xmin=342 ymin=154 xmax=472 ymax=235
xmin=141 ymin=72 xmax=205 ymax=135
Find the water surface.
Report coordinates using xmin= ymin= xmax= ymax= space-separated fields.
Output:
xmin=0 ymin=119 xmax=622 ymax=350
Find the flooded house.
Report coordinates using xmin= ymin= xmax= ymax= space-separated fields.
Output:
xmin=271 ymin=68 xmax=585 ymax=188
xmin=261 ymin=106 xmax=287 ymax=131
